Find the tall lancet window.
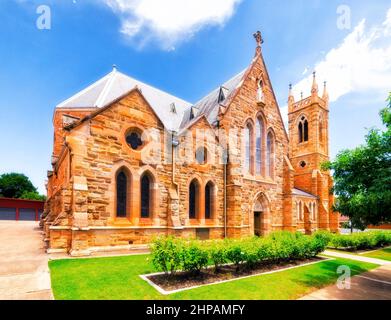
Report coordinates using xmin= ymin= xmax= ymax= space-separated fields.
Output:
xmin=256 ymin=118 xmax=263 ymax=175
xmin=140 ymin=174 xmax=151 ymax=218
xmin=266 ymin=132 xmax=275 ymax=178
xmin=244 ymin=123 xmax=253 ymax=174
xmin=116 ymin=170 xmax=128 ymax=218
xmin=298 ymin=116 xmax=309 ymax=143
xmin=205 ymin=182 xmax=215 ymax=220
xmin=189 ymin=179 xmax=199 ymax=219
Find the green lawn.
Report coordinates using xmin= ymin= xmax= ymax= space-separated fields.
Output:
xmin=49 ymin=255 xmax=378 ymax=300
xmin=361 ymin=247 xmax=391 ymax=261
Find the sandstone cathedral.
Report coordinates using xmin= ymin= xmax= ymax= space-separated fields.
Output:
xmin=43 ymin=32 xmax=339 ymax=256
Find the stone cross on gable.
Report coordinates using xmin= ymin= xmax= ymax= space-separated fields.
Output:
xmin=253 ymin=31 xmax=264 ymax=47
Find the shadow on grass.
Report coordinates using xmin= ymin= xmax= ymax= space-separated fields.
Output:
xmin=293 ymin=259 xmax=376 ymax=290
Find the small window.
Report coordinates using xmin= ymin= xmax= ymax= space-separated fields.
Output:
xmin=126 ymin=130 xmax=143 ymax=150
xmin=300 ymin=161 xmax=307 ymax=168
xmin=189 ymin=108 xmax=195 ymax=120
xmin=195 ymin=147 xmax=208 ymax=165
xmin=257 ymin=79 xmax=264 ymax=102
xmin=170 ymin=103 xmax=177 ymax=114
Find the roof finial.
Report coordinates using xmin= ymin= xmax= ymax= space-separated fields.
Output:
xmin=300 ymin=91 xmax=303 ymax=100
xmin=112 ymin=64 xmax=117 ymax=72
xmin=311 ymin=70 xmax=318 ymax=95
xmin=253 ymin=31 xmax=264 ymax=56
xmin=253 ymin=31 xmax=264 ymax=47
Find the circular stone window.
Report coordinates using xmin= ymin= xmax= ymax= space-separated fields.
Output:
xmin=300 ymin=161 xmax=307 ymax=168
xmin=126 ymin=129 xmax=144 ymax=150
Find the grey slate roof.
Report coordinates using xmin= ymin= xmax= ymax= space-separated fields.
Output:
xmin=56 ymin=68 xmax=193 ymax=132
xmin=188 ymin=69 xmax=247 ymax=127
xmin=55 ymin=66 xmax=248 ymax=132
xmin=292 ymin=188 xmax=317 ymax=199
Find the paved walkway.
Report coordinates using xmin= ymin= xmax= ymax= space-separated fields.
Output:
xmin=323 ymin=250 xmax=391 ymax=266
xmin=0 ymin=221 xmax=53 ymax=300
xmin=300 ymin=250 xmax=391 ymax=300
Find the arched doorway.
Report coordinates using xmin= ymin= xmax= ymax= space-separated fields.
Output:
xmin=253 ymin=193 xmax=270 ymax=237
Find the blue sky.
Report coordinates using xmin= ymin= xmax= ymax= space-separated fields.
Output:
xmin=0 ymin=0 xmax=390 ymax=194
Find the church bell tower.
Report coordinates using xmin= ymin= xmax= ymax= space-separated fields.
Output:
xmin=288 ymin=72 xmax=338 ymax=231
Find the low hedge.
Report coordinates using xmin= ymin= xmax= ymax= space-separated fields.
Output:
xmin=150 ymin=231 xmax=329 ymax=275
xmin=328 ymin=231 xmax=391 ymax=251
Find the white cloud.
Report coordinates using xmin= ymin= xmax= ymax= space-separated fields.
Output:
xmin=102 ymin=0 xmax=242 ymax=50
xmin=291 ymin=8 xmax=391 ymax=104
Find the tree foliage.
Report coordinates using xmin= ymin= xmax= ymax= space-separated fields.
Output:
xmin=0 ymin=173 xmax=45 ymax=200
xmin=324 ymin=94 xmax=391 ymax=229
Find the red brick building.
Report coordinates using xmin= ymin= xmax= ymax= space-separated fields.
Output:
xmin=43 ymin=32 xmax=339 ymax=256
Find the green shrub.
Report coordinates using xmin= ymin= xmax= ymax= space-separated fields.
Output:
xmin=328 ymin=231 xmax=391 ymax=251
xmin=150 ymin=236 xmax=183 ymax=275
xmin=225 ymin=240 xmax=246 ymax=272
xmin=313 ymin=230 xmax=333 ymax=246
xmin=208 ymin=240 xmax=228 ymax=272
xmin=150 ymin=230 xmax=336 ymax=276
xmin=181 ymin=241 xmax=209 ymax=275
xmin=241 ymin=238 xmax=262 ymax=269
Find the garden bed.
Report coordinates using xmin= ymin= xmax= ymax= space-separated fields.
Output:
xmin=143 ymin=257 xmax=328 ymax=294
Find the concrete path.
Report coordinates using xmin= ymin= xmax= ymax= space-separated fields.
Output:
xmin=300 ymin=264 xmax=391 ymax=300
xmin=0 ymin=221 xmax=53 ymax=300
xmin=299 ymin=249 xmax=391 ymax=300
xmin=323 ymin=250 xmax=391 ymax=266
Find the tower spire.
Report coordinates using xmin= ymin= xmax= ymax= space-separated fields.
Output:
xmin=288 ymin=83 xmax=295 ymax=112
xmin=322 ymin=81 xmax=329 ymax=101
xmin=253 ymin=31 xmax=264 ymax=56
xmin=311 ymin=71 xmax=318 ymax=96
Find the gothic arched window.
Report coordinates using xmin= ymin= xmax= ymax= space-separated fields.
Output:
xmin=298 ymin=116 xmax=309 ymax=143
xmin=140 ymin=173 xmax=151 ymax=218
xmin=257 ymin=79 xmax=264 ymax=102
xmin=189 ymin=179 xmax=199 ymax=219
xmin=205 ymin=181 xmax=215 ymax=219
xmin=244 ymin=123 xmax=253 ymax=174
xmin=266 ymin=131 xmax=275 ymax=178
xmin=299 ymin=202 xmax=303 ymax=221
xmin=256 ymin=118 xmax=263 ymax=175
xmin=116 ymin=170 xmax=128 ymax=218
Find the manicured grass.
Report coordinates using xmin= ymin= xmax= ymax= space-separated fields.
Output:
xmin=361 ymin=247 xmax=391 ymax=261
xmin=49 ymin=255 xmax=378 ymax=300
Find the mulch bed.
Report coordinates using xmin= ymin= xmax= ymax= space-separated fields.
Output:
xmin=147 ymin=257 xmax=326 ymax=292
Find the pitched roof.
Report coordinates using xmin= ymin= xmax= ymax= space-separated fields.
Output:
xmin=187 ymin=69 xmax=247 ymax=126
xmin=292 ymin=188 xmax=317 ymax=199
xmin=55 ymin=65 xmax=250 ymax=132
xmin=56 ymin=68 xmax=193 ymax=132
